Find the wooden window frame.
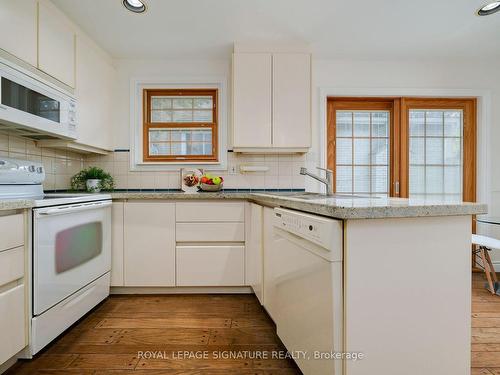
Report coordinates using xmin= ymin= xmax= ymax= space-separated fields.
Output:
xmin=327 ymin=97 xmax=476 ymax=201
xmin=327 ymin=97 xmax=400 ymax=196
xmin=143 ymin=88 xmax=218 ymax=162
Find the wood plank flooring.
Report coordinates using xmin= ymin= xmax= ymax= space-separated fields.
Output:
xmin=6 ymin=272 xmax=500 ymax=374
xmin=7 ymin=294 xmax=302 ymax=374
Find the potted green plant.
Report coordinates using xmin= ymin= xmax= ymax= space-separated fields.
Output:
xmin=71 ymin=167 xmax=114 ymax=193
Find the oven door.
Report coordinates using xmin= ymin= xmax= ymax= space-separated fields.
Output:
xmin=33 ymin=200 xmax=112 ymax=316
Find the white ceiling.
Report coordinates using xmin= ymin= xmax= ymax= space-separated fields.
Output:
xmin=53 ymin=0 xmax=500 ymax=60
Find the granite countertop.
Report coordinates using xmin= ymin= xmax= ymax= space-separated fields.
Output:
xmin=0 ymin=191 xmax=487 ymax=219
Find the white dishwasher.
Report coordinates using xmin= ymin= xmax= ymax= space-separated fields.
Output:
xmin=264 ymin=207 xmax=344 ymax=375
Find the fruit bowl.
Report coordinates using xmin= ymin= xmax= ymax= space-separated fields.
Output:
xmin=200 ymin=182 xmax=223 ymax=192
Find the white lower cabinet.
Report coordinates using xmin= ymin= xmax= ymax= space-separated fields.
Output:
xmin=0 ymin=285 xmax=26 ymax=364
xmin=262 ymin=206 xmax=279 ymax=320
xmin=176 ymin=245 xmax=245 ymax=286
xmin=245 ymin=203 xmax=263 ymax=304
xmin=123 ymin=201 xmax=175 ymax=286
xmin=111 ymin=202 xmax=124 ymax=287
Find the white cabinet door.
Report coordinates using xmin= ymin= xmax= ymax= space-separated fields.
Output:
xmin=232 ymin=53 xmax=272 ymax=148
xmin=0 ymin=0 xmax=37 ymax=66
xmin=245 ymin=203 xmax=263 ymax=304
xmin=0 ymin=285 xmax=26 ymax=365
xmin=75 ymin=33 xmax=115 ymax=150
xmin=262 ymin=206 xmax=277 ymax=316
xmin=272 ymin=53 xmax=311 ymax=148
xmin=176 ymin=245 xmax=245 ymax=286
xmin=38 ymin=0 xmax=75 ymax=87
xmin=111 ymin=202 xmax=124 ymax=287
xmin=124 ymin=202 xmax=175 ymax=286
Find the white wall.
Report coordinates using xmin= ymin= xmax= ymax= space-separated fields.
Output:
xmin=310 ymin=58 xmax=499 ymax=212
xmin=104 ymin=58 xmax=307 ymax=190
xmin=109 ymin=57 xmax=500 ymax=204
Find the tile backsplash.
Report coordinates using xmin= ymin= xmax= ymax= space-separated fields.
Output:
xmin=0 ymin=132 xmax=84 ymax=191
xmin=84 ymin=151 xmax=313 ymax=190
xmin=0 ymin=131 xmax=315 ymax=191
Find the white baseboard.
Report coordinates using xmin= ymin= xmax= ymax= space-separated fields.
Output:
xmin=110 ymin=286 xmax=253 ymax=294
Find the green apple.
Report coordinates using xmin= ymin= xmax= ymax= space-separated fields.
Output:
xmin=212 ymin=176 xmax=222 ymax=185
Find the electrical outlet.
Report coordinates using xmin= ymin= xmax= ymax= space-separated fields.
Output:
xmin=228 ymin=164 xmax=238 ymax=175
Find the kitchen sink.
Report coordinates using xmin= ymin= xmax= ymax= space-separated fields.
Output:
xmin=267 ymin=192 xmax=373 ymax=200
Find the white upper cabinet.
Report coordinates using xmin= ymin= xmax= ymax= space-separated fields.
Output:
xmin=232 ymin=53 xmax=272 ymax=148
xmin=75 ymin=33 xmax=115 ymax=150
xmin=38 ymin=0 xmax=76 ymax=87
xmin=272 ymin=53 xmax=311 ymax=148
xmin=0 ymin=0 xmax=37 ymax=66
xmin=232 ymin=51 xmax=311 ymax=152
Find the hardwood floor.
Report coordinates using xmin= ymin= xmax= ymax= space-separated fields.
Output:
xmin=7 ymin=294 xmax=302 ymax=374
xmin=5 ymin=273 xmax=500 ymax=374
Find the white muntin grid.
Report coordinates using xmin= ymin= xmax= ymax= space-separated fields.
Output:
xmin=408 ymin=109 xmax=463 ymax=201
xmin=335 ymin=110 xmax=390 ymax=197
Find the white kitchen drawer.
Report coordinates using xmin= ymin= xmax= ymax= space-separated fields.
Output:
xmin=0 ymin=246 xmax=24 ymax=287
xmin=0 ymin=213 xmax=24 ymax=252
xmin=0 ymin=284 xmax=26 ymax=364
xmin=176 ymin=202 xmax=244 ymax=222
xmin=176 ymin=222 xmax=244 ymax=242
xmin=176 ymin=245 xmax=245 ymax=286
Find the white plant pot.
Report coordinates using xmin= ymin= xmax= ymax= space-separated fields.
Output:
xmin=86 ymin=179 xmax=102 ymax=192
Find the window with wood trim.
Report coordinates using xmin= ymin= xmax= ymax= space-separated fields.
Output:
xmin=143 ymin=89 xmax=218 ymax=162
xmin=327 ymin=97 xmax=476 ymax=202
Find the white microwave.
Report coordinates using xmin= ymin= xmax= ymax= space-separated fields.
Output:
xmin=0 ymin=61 xmax=77 ymax=139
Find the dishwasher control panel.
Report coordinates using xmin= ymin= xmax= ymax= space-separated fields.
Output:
xmin=273 ymin=207 xmax=342 ymax=252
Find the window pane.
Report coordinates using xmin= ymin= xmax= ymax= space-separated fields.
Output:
xmin=444 ymin=111 xmax=461 ymax=137
xmin=410 ymin=166 xmax=425 ymax=194
xmin=193 ymin=110 xmax=212 ymax=122
xmin=409 ymin=111 xmax=425 ymax=136
xmin=372 ymin=112 xmax=388 ymax=137
xmin=151 ymin=110 xmax=172 ymax=122
xmin=409 ymin=109 xmax=463 ymax=199
xmin=151 ymin=97 xmax=171 ymax=109
xmin=354 ymin=139 xmax=370 ymax=164
xmin=372 ymin=166 xmax=388 ymax=193
xmin=172 ymin=98 xmax=193 ymax=109
xmin=410 ymin=138 xmax=424 ymax=164
xmin=173 ymin=110 xmax=193 ymax=122
xmin=336 ymin=138 xmax=352 ymax=164
xmin=354 ymin=166 xmax=370 ymax=192
xmin=372 ymin=138 xmax=388 ymax=165
xmin=335 ymin=110 xmax=389 ymax=196
xmin=149 ymin=129 xmax=170 ymax=141
xmin=336 ymin=166 xmax=352 ymax=193
xmin=444 ymin=166 xmax=461 ymax=194
xmin=148 ymin=128 xmax=212 ymax=157
xmin=426 ymin=138 xmax=443 ymax=164
xmin=353 ymin=112 xmax=370 ymax=137
xmin=426 ymin=166 xmax=443 ymax=194
xmin=425 ymin=111 xmax=443 ymax=136
xmin=149 ymin=143 xmax=170 ymax=155
xmin=336 ymin=112 xmax=352 ymax=137
xmin=194 ymin=98 xmax=213 ymax=109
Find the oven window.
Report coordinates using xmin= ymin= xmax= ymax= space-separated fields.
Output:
xmin=1 ymin=77 xmax=60 ymax=123
xmin=55 ymin=222 xmax=102 ymax=273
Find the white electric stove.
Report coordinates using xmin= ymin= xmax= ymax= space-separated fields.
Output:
xmin=0 ymin=157 xmax=112 ymax=356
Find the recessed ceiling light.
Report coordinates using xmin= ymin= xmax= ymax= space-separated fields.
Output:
xmin=477 ymin=1 xmax=500 ymax=15
xmin=123 ymin=0 xmax=146 ymax=13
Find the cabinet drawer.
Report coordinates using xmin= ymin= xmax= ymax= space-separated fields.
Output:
xmin=0 ymin=284 xmax=26 ymax=364
xmin=176 ymin=245 xmax=245 ymax=286
xmin=176 ymin=222 xmax=244 ymax=242
xmin=0 ymin=247 xmax=24 ymax=287
xmin=176 ymin=202 xmax=244 ymax=222
xmin=0 ymin=214 xmax=24 ymax=251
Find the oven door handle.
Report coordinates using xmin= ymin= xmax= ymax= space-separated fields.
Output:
xmin=37 ymin=201 xmax=112 ymax=216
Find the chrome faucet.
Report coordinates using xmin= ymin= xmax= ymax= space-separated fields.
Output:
xmin=300 ymin=167 xmax=334 ymax=196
